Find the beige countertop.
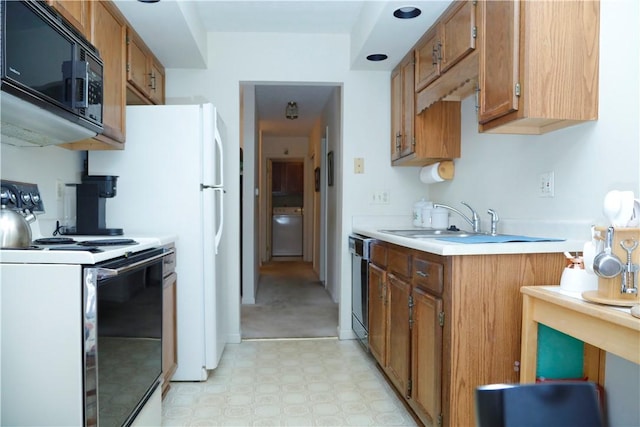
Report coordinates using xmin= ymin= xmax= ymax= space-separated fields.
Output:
xmin=352 ymin=226 xmax=585 ymax=256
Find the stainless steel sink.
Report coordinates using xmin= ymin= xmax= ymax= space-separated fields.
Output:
xmin=378 ymin=229 xmax=477 ymax=238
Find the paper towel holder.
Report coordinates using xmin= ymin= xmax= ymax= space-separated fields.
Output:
xmin=420 ymin=160 xmax=455 ymax=184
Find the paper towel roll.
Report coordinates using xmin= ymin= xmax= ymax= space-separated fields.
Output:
xmin=419 ymin=161 xmax=454 ymax=184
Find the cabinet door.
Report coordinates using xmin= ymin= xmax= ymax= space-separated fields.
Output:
xmin=368 ymin=263 xmax=387 ymax=367
xmin=386 ymin=274 xmax=411 ymax=396
xmin=440 ymin=0 xmax=476 ymax=74
xmin=148 ymin=58 xmax=165 ymax=105
xmin=477 ymin=0 xmax=520 ymax=124
xmin=390 ymin=67 xmax=403 ymax=161
xmin=400 ymin=58 xmax=415 ymax=159
xmin=48 ymin=0 xmax=90 ymax=37
xmin=91 ymin=1 xmax=126 ymax=144
xmin=286 ymin=162 xmax=304 ymax=194
xmin=411 ymin=287 xmax=443 ymax=424
xmin=414 ymin=26 xmax=441 ymax=92
xmin=162 ymin=272 xmax=178 ymax=397
xmin=127 ymin=28 xmax=150 ymax=97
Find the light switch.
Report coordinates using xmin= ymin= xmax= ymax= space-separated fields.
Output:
xmin=354 ymin=158 xmax=364 ymax=174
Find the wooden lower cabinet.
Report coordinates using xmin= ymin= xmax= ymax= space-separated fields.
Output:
xmin=386 ymin=274 xmax=411 ymax=396
xmin=367 ymin=242 xmax=565 ymax=426
xmin=410 ymin=287 xmax=443 ymax=425
xmin=368 ymin=263 xmax=387 ymax=367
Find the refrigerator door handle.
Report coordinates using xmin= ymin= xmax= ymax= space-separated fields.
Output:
xmin=215 ymin=128 xmax=224 ymax=187
xmin=200 ymin=184 xmax=224 ymax=191
xmin=214 ymin=187 xmax=224 ymax=253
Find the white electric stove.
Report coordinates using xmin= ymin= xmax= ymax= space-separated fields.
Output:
xmin=1 ymin=180 xmax=166 ymax=427
xmin=0 ymin=235 xmax=164 ymax=264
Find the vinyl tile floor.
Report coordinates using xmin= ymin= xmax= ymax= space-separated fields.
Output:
xmin=161 ymin=338 xmax=418 ymax=426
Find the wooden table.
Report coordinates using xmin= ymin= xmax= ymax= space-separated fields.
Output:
xmin=520 ymin=286 xmax=640 ymax=383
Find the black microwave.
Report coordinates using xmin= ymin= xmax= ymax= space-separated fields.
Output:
xmin=0 ymin=0 xmax=103 ymax=139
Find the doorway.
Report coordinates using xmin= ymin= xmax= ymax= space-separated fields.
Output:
xmin=240 ymin=82 xmax=341 ymax=339
xmin=269 ymin=159 xmax=304 ymax=260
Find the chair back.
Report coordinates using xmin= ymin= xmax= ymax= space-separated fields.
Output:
xmin=475 ymin=382 xmax=604 ymax=427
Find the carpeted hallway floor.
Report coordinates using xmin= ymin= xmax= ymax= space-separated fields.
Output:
xmin=241 ymin=261 xmax=339 ymax=339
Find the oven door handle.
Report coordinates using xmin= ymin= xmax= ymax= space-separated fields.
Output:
xmin=95 ymin=249 xmax=175 ymax=279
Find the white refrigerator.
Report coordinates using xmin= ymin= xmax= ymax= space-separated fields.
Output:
xmin=89 ymin=103 xmax=226 ymax=381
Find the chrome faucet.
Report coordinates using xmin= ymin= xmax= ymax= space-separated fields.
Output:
xmin=433 ymin=201 xmax=480 ymax=233
xmin=487 ymin=209 xmax=499 ymax=236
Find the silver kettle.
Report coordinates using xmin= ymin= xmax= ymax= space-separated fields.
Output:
xmin=0 ymin=205 xmax=35 ymax=248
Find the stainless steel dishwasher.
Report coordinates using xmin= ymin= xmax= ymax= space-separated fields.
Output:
xmin=272 ymin=207 xmax=303 ymax=256
xmin=349 ymin=234 xmax=375 ymax=350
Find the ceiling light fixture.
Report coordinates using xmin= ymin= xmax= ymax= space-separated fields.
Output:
xmin=366 ymin=54 xmax=388 ymax=62
xmin=285 ymin=101 xmax=298 ymax=120
xmin=393 ymin=6 xmax=421 ymax=19
xmin=137 ymin=0 xmax=160 ymax=3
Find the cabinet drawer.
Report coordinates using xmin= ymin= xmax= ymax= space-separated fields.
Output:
xmin=388 ymin=247 xmax=412 ymax=278
xmin=413 ymin=257 xmax=444 ymax=295
xmin=370 ymin=243 xmax=387 ymax=268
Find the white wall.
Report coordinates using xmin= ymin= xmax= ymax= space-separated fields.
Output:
xmin=0 ymin=144 xmax=83 ymax=235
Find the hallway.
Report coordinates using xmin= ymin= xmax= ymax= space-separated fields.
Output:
xmin=241 ymin=262 xmax=338 ymax=339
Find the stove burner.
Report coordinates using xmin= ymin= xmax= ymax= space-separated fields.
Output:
xmin=34 ymin=237 xmax=77 ymax=245
xmin=78 ymin=238 xmax=138 ymax=246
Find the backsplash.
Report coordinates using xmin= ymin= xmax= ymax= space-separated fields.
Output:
xmin=0 ymin=144 xmax=83 ymax=235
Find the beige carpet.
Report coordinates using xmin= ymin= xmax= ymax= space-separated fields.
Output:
xmin=241 ymin=261 xmax=339 ymax=339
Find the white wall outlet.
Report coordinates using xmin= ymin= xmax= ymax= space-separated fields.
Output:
xmin=538 ymin=172 xmax=555 ymax=197
xmin=371 ymin=190 xmax=390 ymax=204
xmin=354 ymin=158 xmax=364 ymax=174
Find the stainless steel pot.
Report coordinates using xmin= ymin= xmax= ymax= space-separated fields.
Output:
xmin=0 ymin=206 xmax=35 ymax=248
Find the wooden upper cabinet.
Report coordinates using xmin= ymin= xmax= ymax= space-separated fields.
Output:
xmin=478 ymin=0 xmax=600 ymax=134
xmin=48 ymin=1 xmax=90 ymax=37
xmin=61 ymin=0 xmax=127 ymax=150
xmin=415 ymin=1 xmax=477 ymax=93
xmin=391 ymin=52 xmax=415 ymax=162
xmin=414 ymin=26 xmax=441 ymax=92
xmin=127 ymin=29 xmax=150 ymax=97
xmin=477 ymin=0 xmax=520 ymax=125
xmin=440 ymin=0 xmax=476 ymax=73
xmin=127 ymin=28 xmax=166 ymax=105
xmin=148 ymin=57 xmax=165 ymax=105
xmin=272 ymin=162 xmax=304 ymax=195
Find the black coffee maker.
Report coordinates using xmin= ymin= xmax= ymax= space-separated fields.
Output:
xmin=67 ymin=175 xmax=123 ymax=235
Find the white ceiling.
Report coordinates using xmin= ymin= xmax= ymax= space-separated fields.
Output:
xmin=113 ymin=0 xmax=450 ymax=137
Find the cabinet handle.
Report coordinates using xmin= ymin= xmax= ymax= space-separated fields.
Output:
xmin=416 ymin=270 xmax=429 ymax=278
xmin=432 ymin=46 xmax=438 ymax=66
xmin=395 ymin=132 xmax=402 ymax=151
xmin=148 ymin=73 xmax=156 ymax=91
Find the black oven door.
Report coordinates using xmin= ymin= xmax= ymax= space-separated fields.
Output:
xmin=83 ymin=248 xmax=169 ymax=427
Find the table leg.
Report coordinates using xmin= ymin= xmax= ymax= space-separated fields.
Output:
xmin=520 ymin=294 xmax=539 ymax=383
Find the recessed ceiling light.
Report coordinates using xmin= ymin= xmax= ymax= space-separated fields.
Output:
xmin=367 ymin=54 xmax=388 ymax=62
xmin=393 ymin=6 xmax=421 ymax=19
xmin=137 ymin=0 xmax=160 ymax=3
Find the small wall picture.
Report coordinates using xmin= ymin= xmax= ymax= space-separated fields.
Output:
xmin=314 ymin=167 xmax=320 ymax=192
xmin=327 ymin=151 xmax=334 ymax=187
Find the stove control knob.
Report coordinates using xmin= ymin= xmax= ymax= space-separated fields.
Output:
xmin=21 ymin=192 xmax=32 ymax=205
xmin=1 ymin=189 xmax=17 ymax=207
xmin=31 ymin=192 xmax=41 ymax=205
